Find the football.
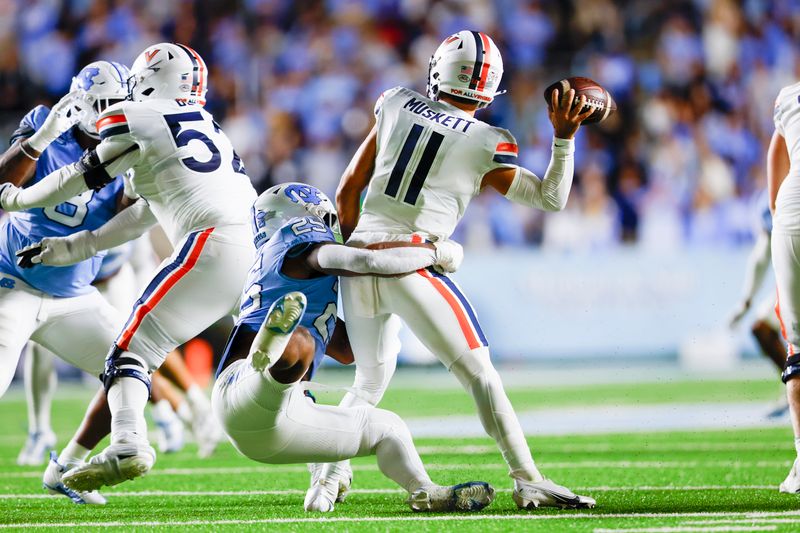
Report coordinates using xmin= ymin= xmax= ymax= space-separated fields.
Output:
xmin=543 ymin=76 xmax=616 ymax=124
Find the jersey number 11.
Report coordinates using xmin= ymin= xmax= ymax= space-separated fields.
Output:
xmin=384 ymin=123 xmax=443 ymax=206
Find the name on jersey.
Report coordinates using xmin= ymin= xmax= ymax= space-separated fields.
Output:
xmin=402 ymin=97 xmax=475 ymax=133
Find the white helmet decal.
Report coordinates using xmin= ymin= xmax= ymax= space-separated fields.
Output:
xmin=251 ymin=182 xmax=341 ymax=248
xmin=128 ymin=43 xmax=207 ymax=105
xmin=427 ymin=30 xmax=504 ymax=109
xmin=69 ymin=61 xmax=130 ymax=138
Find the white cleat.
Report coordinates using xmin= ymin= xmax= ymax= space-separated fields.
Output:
xmin=152 ymin=402 xmax=185 ymax=454
xmin=17 ymin=430 xmax=57 ymax=466
xmin=305 ymin=461 xmax=352 ymax=512
xmin=250 ymin=292 xmax=307 ymax=372
xmin=304 ymin=477 xmax=338 ymax=512
xmin=62 ymin=436 xmax=156 ymax=492
xmin=780 ymin=458 xmax=800 ymax=493
xmin=513 ymin=478 xmax=596 ymax=509
xmin=407 ymin=481 xmax=495 ymax=512
xmin=42 ymin=452 xmax=106 ymax=505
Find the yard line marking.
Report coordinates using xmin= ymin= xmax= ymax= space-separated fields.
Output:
xmin=1 ymin=460 xmax=792 ymax=479
xmin=595 ymin=527 xmax=777 ymax=532
xmin=0 ymin=485 xmax=783 ymax=499
xmin=1 ymin=511 xmax=800 ymax=528
xmin=417 ymin=443 xmax=792 ymax=455
xmin=685 ymin=519 xmax=800 ymax=525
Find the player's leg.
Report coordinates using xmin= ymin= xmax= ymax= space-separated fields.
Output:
xmin=0 ymin=279 xmax=40 ymax=397
xmin=772 ymin=232 xmax=800 ymax=493
xmin=149 ymin=373 xmax=185 ymax=453
xmin=752 ymin=296 xmax=791 ymax=418
xmin=63 ymin=227 xmax=252 ymax=492
xmin=383 ymin=269 xmax=595 ymax=509
xmin=213 ymin=292 xmax=494 ymax=513
xmin=17 ymin=343 xmax=57 ymax=466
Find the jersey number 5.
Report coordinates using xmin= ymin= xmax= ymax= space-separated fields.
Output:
xmin=164 ymin=112 xmax=247 ymax=176
xmin=384 ymin=123 xmax=444 ymax=205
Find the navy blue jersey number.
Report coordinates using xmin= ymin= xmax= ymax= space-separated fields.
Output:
xmin=384 ymin=123 xmax=444 ymax=205
xmin=164 ymin=112 xmax=222 ymax=173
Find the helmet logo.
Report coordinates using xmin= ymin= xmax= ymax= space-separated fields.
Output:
xmin=145 ymin=49 xmax=160 ymax=63
xmin=285 ymin=184 xmax=322 ymax=206
xmin=444 ymin=35 xmax=460 ymax=45
xmin=75 ymin=67 xmax=100 ymax=91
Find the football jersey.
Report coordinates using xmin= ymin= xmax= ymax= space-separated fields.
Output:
xmin=773 ymin=83 xmax=800 ymax=233
xmin=96 ymin=99 xmax=257 ymax=246
xmin=235 ymin=215 xmax=338 ymax=377
xmin=353 ymin=87 xmax=518 ymax=242
xmin=0 ymin=105 xmax=124 ymax=297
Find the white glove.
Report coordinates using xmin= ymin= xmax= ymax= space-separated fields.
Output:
xmin=432 ymin=239 xmax=464 ymax=273
xmin=728 ymin=299 xmax=751 ymax=329
xmin=26 ymin=91 xmax=90 ymax=152
xmin=16 ymin=230 xmax=98 ymax=268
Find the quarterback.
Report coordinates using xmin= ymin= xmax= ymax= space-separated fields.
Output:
xmin=1 ymin=43 xmax=257 ymax=490
xmin=212 ymin=183 xmax=493 ymax=513
xmin=316 ymin=30 xmax=596 ymax=510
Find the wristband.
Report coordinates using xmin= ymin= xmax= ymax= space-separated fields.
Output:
xmin=19 ymin=142 xmax=39 ymax=161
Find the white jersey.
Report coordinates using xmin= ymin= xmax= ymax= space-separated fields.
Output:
xmin=353 ymin=87 xmax=518 ymax=242
xmin=97 ymin=99 xmax=257 ymax=245
xmin=773 ymin=82 xmax=800 ymax=234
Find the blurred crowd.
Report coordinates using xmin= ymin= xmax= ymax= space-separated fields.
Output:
xmin=0 ymin=0 xmax=797 ymax=251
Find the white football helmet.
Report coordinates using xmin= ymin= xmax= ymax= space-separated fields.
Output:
xmin=128 ymin=43 xmax=208 ymax=105
xmin=251 ymin=182 xmax=341 ymax=248
xmin=69 ymin=61 xmax=130 ymax=138
xmin=427 ymin=30 xmax=504 ymax=108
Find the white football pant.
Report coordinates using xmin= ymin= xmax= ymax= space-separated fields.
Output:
xmin=212 ymin=360 xmax=432 ymax=493
xmin=0 ymin=274 xmax=121 ymax=397
xmin=773 ymin=231 xmax=800 ymax=355
xmin=340 ymin=269 xmax=541 ymax=481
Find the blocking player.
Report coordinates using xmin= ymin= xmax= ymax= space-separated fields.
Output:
xmin=768 ymin=81 xmax=800 ymax=493
xmin=1 ymin=43 xmax=257 ymax=491
xmin=0 ymin=61 xmax=132 ymax=503
xmin=212 ymin=183 xmax=492 ymax=513
xmin=317 ymin=30 xmax=596 ymax=510
xmin=728 ymin=190 xmax=788 ymax=418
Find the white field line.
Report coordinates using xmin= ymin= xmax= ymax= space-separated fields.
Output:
xmin=594 ymin=526 xmax=778 ymax=533
xmin=0 ymin=485 xmax=782 ymax=499
xmin=2 ymin=511 xmax=800 ymax=528
xmin=416 ymin=443 xmax=792 ymax=454
xmin=686 ymin=519 xmax=800 ymax=525
xmin=1 ymin=460 xmax=792 ymax=479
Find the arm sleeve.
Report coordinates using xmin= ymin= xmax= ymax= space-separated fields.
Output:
xmin=314 ymin=244 xmax=436 ymax=275
xmin=92 ymin=197 xmax=157 ymax=252
xmin=739 ymin=230 xmax=772 ymax=303
xmin=504 ymin=138 xmax=575 ymax=212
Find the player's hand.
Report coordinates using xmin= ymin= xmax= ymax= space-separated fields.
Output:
xmin=548 ymin=88 xmax=594 ymax=140
xmin=16 ymin=230 xmax=98 ymax=268
xmin=728 ymin=299 xmax=751 ymax=329
xmin=0 ymin=182 xmax=18 ymax=212
xmin=432 ymin=239 xmax=464 ymax=274
xmin=27 ymin=91 xmax=90 ymax=152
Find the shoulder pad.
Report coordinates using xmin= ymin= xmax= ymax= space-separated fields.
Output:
xmin=374 ymin=86 xmax=406 ymax=117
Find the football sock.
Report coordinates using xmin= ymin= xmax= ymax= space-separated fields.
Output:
xmin=450 ymin=347 xmax=544 ymax=483
xmin=176 ymin=400 xmax=193 ymax=425
xmin=59 ymin=440 xmax=91 ymax=467
xmin=108 ymin=376 xmax=150 ymax=443
xmin=25 ymin=345 xmax=56 ymax=435
xmin=186 ymin=385 xmax=207 ymax=410
xmin=794 ymin=437 xmax=800 ymax=459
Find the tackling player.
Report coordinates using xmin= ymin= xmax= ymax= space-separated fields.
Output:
xmin=768 ymin=81 xmax=800 ymax=493
xmin=728 ymin=190 xmax=788 ymax=418
xmin=320 ymin=30 xmax=596 ymax=509
xmin=1 ymin=43 xmax=257 ymax=490
xmin=212 ymin=183 xmax=492 ymax=513
xmin=0 ymin=61 xmax=131 ymax=503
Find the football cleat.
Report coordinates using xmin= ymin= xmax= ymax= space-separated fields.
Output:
xmin=305 ymin=461 xmax=352 ymax=512
xmin=62 ymin=435 xmax=156 ymax=492
xmin=42 ymin=452 xmax=106 ymax=505
xmin=17 ymin=430 xmax=57 ymax=466
xmin=303 ymin=477 xmax=338 ymax=513
xmin=780 ymin=458 xmax=800 ymax=493
xmin=249 ymin=292 xmax=307 ymax=372
xmin=407 ymin=481 xmax=495 ymax=512
xmin=151 ymin=400 xmax=185 ymax=454
xmin=513 ymin=478 xmax=596 ymax=509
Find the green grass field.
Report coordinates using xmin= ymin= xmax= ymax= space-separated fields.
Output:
xmin=2 ymin=371 xmax=800 ymax=531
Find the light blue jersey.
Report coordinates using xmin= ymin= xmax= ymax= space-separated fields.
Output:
xmin=0 ymin=106 xmax=125 ymax=297
xmin=236 ymin=215 xmax=339 ymax=377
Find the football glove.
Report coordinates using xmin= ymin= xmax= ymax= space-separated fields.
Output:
xmin=26 ymin=91 xmax=91 ymax=152
xmin=432 ymin=239 xmax=463 ymax=274
xmin=16 ymin=230 xmax=98 ymax=268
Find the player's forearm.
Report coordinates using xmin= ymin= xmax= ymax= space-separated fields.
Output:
xmin=0 ymin=162 xmax=89 ymax=211
xmin=93 ymin=198 xmax=157 ymax=252
xmin=312 ymin=244 xmax=436 ymax=276
xmin=505 ymin=138 xmax=575 ymax=212
xmin=0 ymin=141 xmax=38 ymax=187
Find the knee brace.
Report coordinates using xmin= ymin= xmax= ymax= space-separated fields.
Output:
xmin=100 ymin=345 xmax=151 ymax=395
xmin=783 ymin=354 xmax=800 ymax=384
